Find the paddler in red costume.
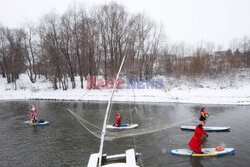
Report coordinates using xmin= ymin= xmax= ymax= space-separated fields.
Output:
xmin=114 ymin=112 xmax=124 ymax=127
xmin=30 ymin=105 xmax=38 ymax=123
xmin=188 ymin=123 xmax=208 ymax=154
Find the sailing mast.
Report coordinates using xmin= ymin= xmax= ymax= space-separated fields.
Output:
xmin=98 ymin=56 xmax=127 ymax=167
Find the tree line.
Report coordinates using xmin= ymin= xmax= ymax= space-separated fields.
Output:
xmin=157 ymin=40 xmax=250 ymax=78
xmin=0 ymin=2 xmax=250 ymax=90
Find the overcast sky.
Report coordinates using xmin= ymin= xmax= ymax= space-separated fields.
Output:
xmin=0 ymin=0 xmax=249 ymax=48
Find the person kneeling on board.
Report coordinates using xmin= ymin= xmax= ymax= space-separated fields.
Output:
xmin=199 ymin=107 xmax=210 ymax=125
xmin=30 ymin=105 xmax=38 ymax=123
xmin=113 ymin=112 xmax=124 ymax=127
xmin=188 ymin=123 xmax=208 ymax=154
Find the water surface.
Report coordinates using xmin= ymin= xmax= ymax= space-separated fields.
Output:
xmin=0 ymin=100 xmax=249 ymax=167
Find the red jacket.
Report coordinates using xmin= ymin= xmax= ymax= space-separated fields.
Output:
xmin=115 ymin=115 xmax=124 ymax=127
xmin=188 ymin=125 xmax=208 ymax=153
xmin=30 ymin=107 xmax=38 ymax=120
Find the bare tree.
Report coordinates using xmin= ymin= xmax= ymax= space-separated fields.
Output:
xmin=0 ymin=28 xmax=27 ymax=88
xmin=0 ymin=26 xmax=7 ymax=78
xmin=240 ymin=36 xmax=250 ymax=67
xmin=39 ymin=12 xmax=66 ymax=90
xmin=24 ymin=23 xmax=38 ymax=83
xmin=60 ymin=11 xmax=76 ymax=89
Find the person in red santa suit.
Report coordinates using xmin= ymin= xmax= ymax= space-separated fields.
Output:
xmin=30 ymin=105 xmax=38 ymax=123
xmin=188 ymin=123 xmax=208 ymax=154
xmin=114 ymin=112 xmax=124 ymax=127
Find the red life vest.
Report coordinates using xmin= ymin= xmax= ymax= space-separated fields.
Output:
xmin=201 ymin=111 xmax=208 ymax=118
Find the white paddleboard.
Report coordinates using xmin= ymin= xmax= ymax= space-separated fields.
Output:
xmin=181 ymin=126 xmax=230 ymax=131
xmin=106 ymin=124 xmax=138 ymax=129
xmin=171 ymin=148 xmax=235 ymax=156
xmin=24 ymin=120 xmax=50 ymax=126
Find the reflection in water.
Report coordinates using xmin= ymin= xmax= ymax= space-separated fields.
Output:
xmin=0 ymin=101 xmax=249 ymax=166
xmin=32 ymin=126 xmax=38 ymax=135
xmin=190 ymin=157 xmax=204 ymax=167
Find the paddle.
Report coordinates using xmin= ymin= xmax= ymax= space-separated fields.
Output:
xmin=206 ymin=112 xmax=211 ymax=120
xmin=192 ymin=135 xmax=207 ymax=155
xmin=192 ymin=141 xmax=203 ymax=155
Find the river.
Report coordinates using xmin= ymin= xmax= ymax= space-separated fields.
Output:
xmin=0 ymin=100 xmax=249 ymax=167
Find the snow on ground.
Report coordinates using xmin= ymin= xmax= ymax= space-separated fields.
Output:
xmin=0 ymin=69 xmax=250 ymax=104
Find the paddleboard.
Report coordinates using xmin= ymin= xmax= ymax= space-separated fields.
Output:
xmin=24 ymin=120 xmax=50 ymax=126
xmin=106 ymin=124 xmax=138 ymax=129
xmin=171 ymin=148 xmax=235 ymax=156
xmin=181 ymin=126 xmax=230 ymax=131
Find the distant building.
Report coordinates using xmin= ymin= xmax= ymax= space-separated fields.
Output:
xmin=213 ymin=51 xmax=227 ymax=57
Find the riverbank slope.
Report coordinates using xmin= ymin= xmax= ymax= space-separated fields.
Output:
xmin=0 ymin=69 xmax=250 ymax=104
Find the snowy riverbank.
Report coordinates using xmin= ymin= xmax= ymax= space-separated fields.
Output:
xmin=0 ymin=70 xmax=250 ymax=105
